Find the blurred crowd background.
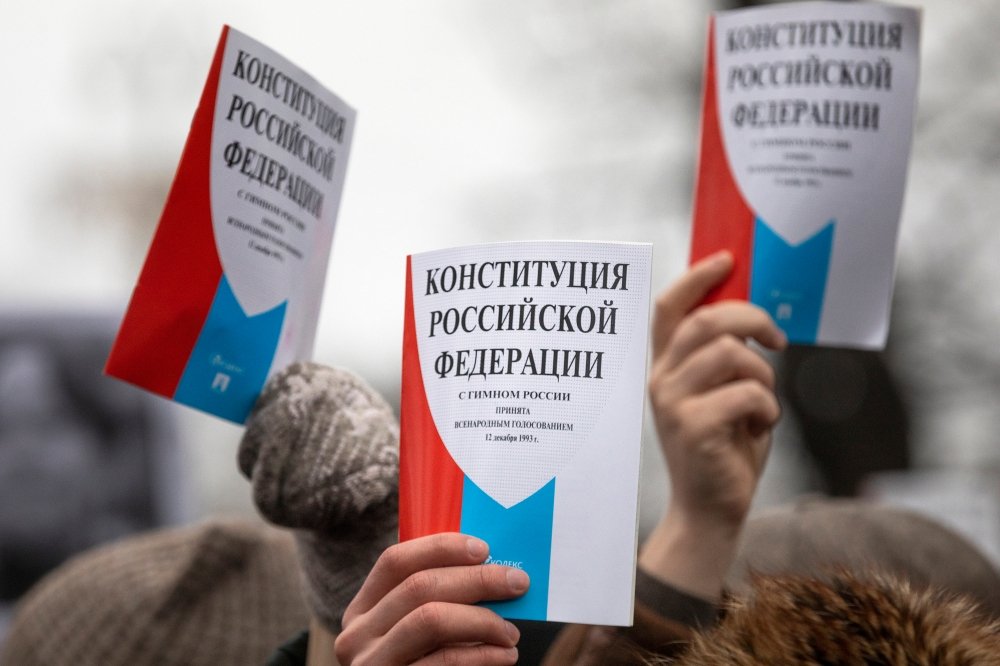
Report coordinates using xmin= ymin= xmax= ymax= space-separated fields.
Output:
xmin=1 ymin=0 xmax=998 ymax=645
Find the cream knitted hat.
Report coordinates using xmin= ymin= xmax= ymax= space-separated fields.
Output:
xmin=239 ymin=362 xmax=400 ymax=632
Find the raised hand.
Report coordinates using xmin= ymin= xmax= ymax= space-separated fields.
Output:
xmin=640 ymin=251 xmax=786 ymax=600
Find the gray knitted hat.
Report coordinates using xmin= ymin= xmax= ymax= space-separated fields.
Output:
xmin=0 ymin=518 xmax=310 ymax=666
xmin=727 ymin=498 xmax=1000 ymax=617
xmin=238 ymin=362 xmax=400 ymax=633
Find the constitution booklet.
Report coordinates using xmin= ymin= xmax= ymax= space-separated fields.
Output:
xmin=690 ymin=1 xmax=921 ymax=348
xmin=106 ymin=26 xmax=354 ymax=423
xmin=400 ymin=241 xmax=652 ymax=625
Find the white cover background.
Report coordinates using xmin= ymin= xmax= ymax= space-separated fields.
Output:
xmin=210 ymin=27 xmax=355 ymax=366
xmin=411 ymin=241 xmax=651 ymax=624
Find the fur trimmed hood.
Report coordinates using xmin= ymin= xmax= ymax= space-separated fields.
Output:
xmin=677 ymin=571 xmax=1000 ymax=665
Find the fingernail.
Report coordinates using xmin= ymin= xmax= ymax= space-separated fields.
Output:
xmin=504 ymin=621 xmax=520 ymax=643
xmin=466 ymin=537 xmax=488 ymax=559
xmin=503 ymin=647 xmax=519 ymax=662
xmin=507 ymin=568 xmax=530 ymax=592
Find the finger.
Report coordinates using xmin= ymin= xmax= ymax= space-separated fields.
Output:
xmin=413 ymin=644 xmax=519 ymax=666
xmin=664 ymin=334 xmax=777 ymax=399
xmin=683 ymin=380 xmax=782 ymax=441
xmin=382 ymin=603 xmax=521 ymax=664
xmin=344 ymin=533 xmax=489 ymax=621
xmin=665 ymin=301 xmax=786 ymax=370
xmin=362 ymin=564 xmax=529 ymax=642
xmin=651 ymin=251 xmax=734 ymax=358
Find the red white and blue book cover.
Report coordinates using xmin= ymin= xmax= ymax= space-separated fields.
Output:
xmin=691 ymin=1 xmax=920 ymax=349
xmin=105 ymin=26 xmax=354 ymax=423
xmin=400 ymin=241 xmax=652 ymax=625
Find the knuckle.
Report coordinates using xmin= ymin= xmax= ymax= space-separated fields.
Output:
xmin=647 ymin=375 xmax=667 ymax=404
xmin=717 ymin=334 xmax=744 ymax=358
xmin=340 ymin=604 xmax=358 ymax=627
xmin=686 ymin=306 xmax=716 ymax=337
xmin=736 ymin=380 xmax=764 ymax=401
xmin=649 ymin=385 xmax=681 ymax=425
xmin=450 ymin=645 xmax=504 ymax=666
xmin=401 ymin=570 xmax=437 ymax=603
xmin=440 ymin=650 xmax=464 ymax=666
xmin=428 ymin=531 xmax=465 ymax=558
xmin=410 ymin=602 xmax=447 ymax=639
xmin=475 ymin=563 xmax=494 ymax=589
xmin=378 ymin=541 xmax=407 ymax=574
xmin=476 ymin=563 xmax=507 ymax=595
xmin=647 ymin=358 xmax=671 ymax=389
xmin=333 ymin=628 xmax=359 ymax=663
xmin=671 ymin=402 xmax=701 ymax=441
xmin=744 ymin=382 xmax=777 ymax=414
xmin=649 ymin=388 xmax=668 ymax=417
xmin=762 ymin=385 xmax=781 ymax=411
xmin=762 ymin=359 xmax=777 ymax=388
xmin=653 ymin=290 xmax=671 ymax=313
xmin=430 ymin=531 xmax=457 ymax=549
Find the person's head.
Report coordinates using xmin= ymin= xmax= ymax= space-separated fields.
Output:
xmin=726 ymin=498 xmax=1000 ymax=618
xmin=0 ymin=518 xmax=310 ymax=666
xmin=678 ymin=569 xmax=1000 ymax=664
xmin=669 ymin=499 xmax=1000 ymax=663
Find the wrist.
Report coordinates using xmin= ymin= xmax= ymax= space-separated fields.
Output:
xmin=634 ymin=567 xmax=719 ymax=628
xmin=638 ymin=507 xmax=744 ymax=601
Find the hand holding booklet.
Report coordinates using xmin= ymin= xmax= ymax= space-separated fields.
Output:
xmin=400 ymin=241 xmax=652 ymax=625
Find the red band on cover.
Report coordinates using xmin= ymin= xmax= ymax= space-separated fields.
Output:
xmin=399 ymin=256 xmax=464 ymax=541
xmin=104 ymin=27 xmax=230 ymax=396
xmin=689 ymin=17 xmax=754 ymax=303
